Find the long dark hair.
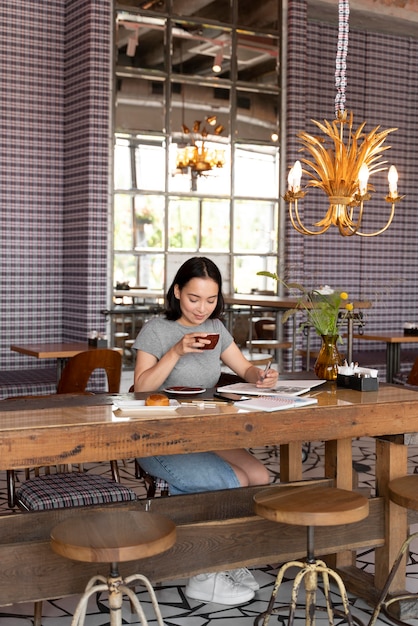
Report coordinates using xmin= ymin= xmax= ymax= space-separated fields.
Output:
xmin=165 ymin=257 xmax=225 ymax=321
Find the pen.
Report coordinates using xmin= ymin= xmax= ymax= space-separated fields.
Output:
xmin=261 ymin=361 xmax=271 ymax=381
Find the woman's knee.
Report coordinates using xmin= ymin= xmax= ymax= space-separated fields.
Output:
xmin=249 ymin=463 xmax=270 ymax=486
xmin=231 ymin=466 xmax=250 ymax=487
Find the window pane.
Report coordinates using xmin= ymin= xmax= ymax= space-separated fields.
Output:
xmin=116 ymin=15 xmax=167 ymax=72
xmin=114 ymin=194 xmax=133 ymax=250
xmin=134 ymin=196 xmax=165 ymax=250
xmin=233 ymin=255 xmax=278 ymax=294
xmin=168 ymin=197 xmax=199 ymax=250
xmin=134 ymin=137 xmax=166 ymax=191
xmin=234 ymin=144 xmax=279 ymax=198
xmin=171 ymin=0 xmax=232 ymax=24
xmin=115 ymin=77 xmax=165 ymax=134
xmin=114 ymin=253 xmax=164 ymax=290
xmin=234 ymin=200 xmax=278 ymax=253
xmin=237 ymin=1 xmax=279 ymax=30
xmin=201 ymin=199 xmax=230 ymax=250
xmin=236 ymin=33 xmax=279 ymax=87
xmin=171 ymin=21 xmax=232 ymax=80
xmin=137 ymin=253 xmax=165 ymax=289
xmin=114 ymin=138 xmax=132 ymax=190
xmin=235 ymin=90 xmax=279 ymax=142
xmin=169 ymin=141 xmax=231 ymax=195
xmin=114 ymin=253 xmax=136 ymax=287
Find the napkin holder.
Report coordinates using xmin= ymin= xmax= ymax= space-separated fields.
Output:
xmin=404 ymin=323 xmax=418 ymax=336
xmin=337 ymin=367 xmax=379 ymax=392
xmin=88 ymin=337 xmax=108 ymax=348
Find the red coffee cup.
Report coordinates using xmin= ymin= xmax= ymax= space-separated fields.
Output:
xmin=197 ymin=333 xmax=220 ymax=350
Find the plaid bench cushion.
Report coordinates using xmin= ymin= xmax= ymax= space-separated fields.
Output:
xmin=0 ymin=367 xmax=57 ymax=399
xmin=17 ymin=472 xmax=137 ymax=511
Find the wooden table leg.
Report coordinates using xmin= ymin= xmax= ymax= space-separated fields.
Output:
xmin=324 ymin=438 xmax=353 ymax=491
xmin=325 ymin=438 xmax=354 ymax=567
xmin=386 ymin=344 xmax=401 ymax=384
xmin=374 ymin=437 xmax=408 ymax=591
xmin=280 ymin=442 xmax=303 ymax=482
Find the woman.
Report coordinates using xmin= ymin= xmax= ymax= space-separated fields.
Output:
xmin=133 ymin=256 xmax=278 ymax=606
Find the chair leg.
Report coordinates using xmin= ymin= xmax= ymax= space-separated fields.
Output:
xmin=34 ymin=600 xmax=43 ymax=626
xmin=70 ymin=565 xmax=165 ymax=626
xmin=368 ymin=530 xmax=418 ymax=626
xmin=254 ymin=558 xmax=365 ymax=626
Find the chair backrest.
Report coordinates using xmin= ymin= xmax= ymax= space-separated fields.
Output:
xmin=407 ymin=356 xmax=418 ymax=386
xmin=57 ymin=349 xmax=122 ymax=394
xmin=255 ymin=317 xmax=276 ymax=340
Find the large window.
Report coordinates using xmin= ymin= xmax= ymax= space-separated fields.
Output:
xmin=114 ymin=1 xmax=281 ymax=294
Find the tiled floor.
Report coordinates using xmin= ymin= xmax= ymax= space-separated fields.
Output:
xmin=1 ymin=375 xmax=418 ymax=625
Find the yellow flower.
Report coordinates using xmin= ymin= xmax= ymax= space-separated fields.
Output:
xmin=345 ymin=302 xmax=354 ymax=311
xmin=340 ymin=292 xmax=348 ymax=300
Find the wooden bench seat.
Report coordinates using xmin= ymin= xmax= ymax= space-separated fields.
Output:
xmin=0 ymin=480 xmax=385 ymax=609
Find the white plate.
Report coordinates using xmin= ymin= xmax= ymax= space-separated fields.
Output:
xmin=113 ymin=399 xmax=180 ymax=412
xmin=163 ymin=386 xmax=206 ymax=395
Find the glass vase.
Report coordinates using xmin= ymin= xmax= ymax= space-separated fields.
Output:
xmin=314 ymin=334 xmax=342 ymax=381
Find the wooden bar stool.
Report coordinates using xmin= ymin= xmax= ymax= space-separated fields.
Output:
xmin=50 ymin=509 xmax=176 ymax=626
xmin=369 ymin=475 xmax=418 ymax=626
xmin=253 ymin=484 xmax=369 ymax=626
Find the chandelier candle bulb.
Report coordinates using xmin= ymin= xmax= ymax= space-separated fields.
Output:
xmin=388 ymin=165 xmax=398 ymax=197
xmin=288 ymin=160 xmax=302 ymax=192
xmin=358 ymin=163 xmax=369 ymax=195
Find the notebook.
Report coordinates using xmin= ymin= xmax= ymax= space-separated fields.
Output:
xmin=217 ymin=380 xmax=326 ymax=397
xmin=235 ymin=395 xmax=318 ymax=412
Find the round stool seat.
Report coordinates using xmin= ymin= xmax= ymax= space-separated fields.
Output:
xmin=50 ymin=510 xmax=176 ymax=564
xmin=388 ymin=475 xmax=418 ymax=511
xmin=254 ymin=485 xmax=369 ymax=526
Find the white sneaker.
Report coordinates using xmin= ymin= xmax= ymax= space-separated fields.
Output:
xmin=229 ymin=567 xmax=260 ymax=591
xmin=185 ymin=572 xmax=255 ymax=605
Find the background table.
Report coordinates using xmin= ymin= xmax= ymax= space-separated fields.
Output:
xmin=352 ymin=332 xmax=418 ymax=382
xmin=225 ymin=294 xmax=372 ymax=368
xmin=10 ymin=342 xmax=120 ymax=382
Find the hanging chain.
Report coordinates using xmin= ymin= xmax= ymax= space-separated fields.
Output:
xmin=335 ymin=0 xmax=350 ymax=118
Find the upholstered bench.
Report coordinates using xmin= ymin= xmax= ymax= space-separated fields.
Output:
xmin=0 ymin=367 xmax=57 ymax=399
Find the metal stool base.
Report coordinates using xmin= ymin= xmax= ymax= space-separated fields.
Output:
xmin=70 ymin=563 xmax=165 ymax=626
xmin=368 ymin=530 xmax=418 ymax=626
xmin=254 ymin=558 xmax=365 ymax=626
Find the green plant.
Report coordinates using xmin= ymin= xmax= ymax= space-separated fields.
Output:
xmin=257 ymin=271 xmax=353 ymax=340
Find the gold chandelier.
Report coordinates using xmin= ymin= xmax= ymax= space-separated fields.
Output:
xmin=176 ymin=118 xmax=225 ymax=175
xmin=285 ymin=0 xmax=403 ymax=237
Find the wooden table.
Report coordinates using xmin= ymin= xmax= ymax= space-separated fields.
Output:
xmin=113 ymin=289 xmax=164 ymax=305
xmin=353 ymin=332 xmax=418 ymax=383
xmin=0 ymin=383 xmax=416 ymax=607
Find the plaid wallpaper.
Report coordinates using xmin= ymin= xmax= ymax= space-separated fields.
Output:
xmin=0 ymin=0 xmax=417 ymax=381
xmin=0 ymin=0 xmax=111 ymax=374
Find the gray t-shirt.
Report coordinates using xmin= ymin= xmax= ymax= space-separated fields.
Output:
xmin=133 ymin=316 xmax=233 ymax=389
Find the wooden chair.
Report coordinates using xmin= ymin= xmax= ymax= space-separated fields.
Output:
xmin=57 ymin=348 xmax=122 ymax=393
xmin=368 ymin=475 xmax=418 ymax=626
xmin=246 ymin=317 xmax=292 ymax=364
xmin=7 ymin=349 xmax=133 ymax=626
xmin=50 ymin=509 xmax=176 ymax=626
xmin=393 ymin=355 xmax=418 ymax=388
xmin=253 ymin=484 xmax=369 ymax=626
